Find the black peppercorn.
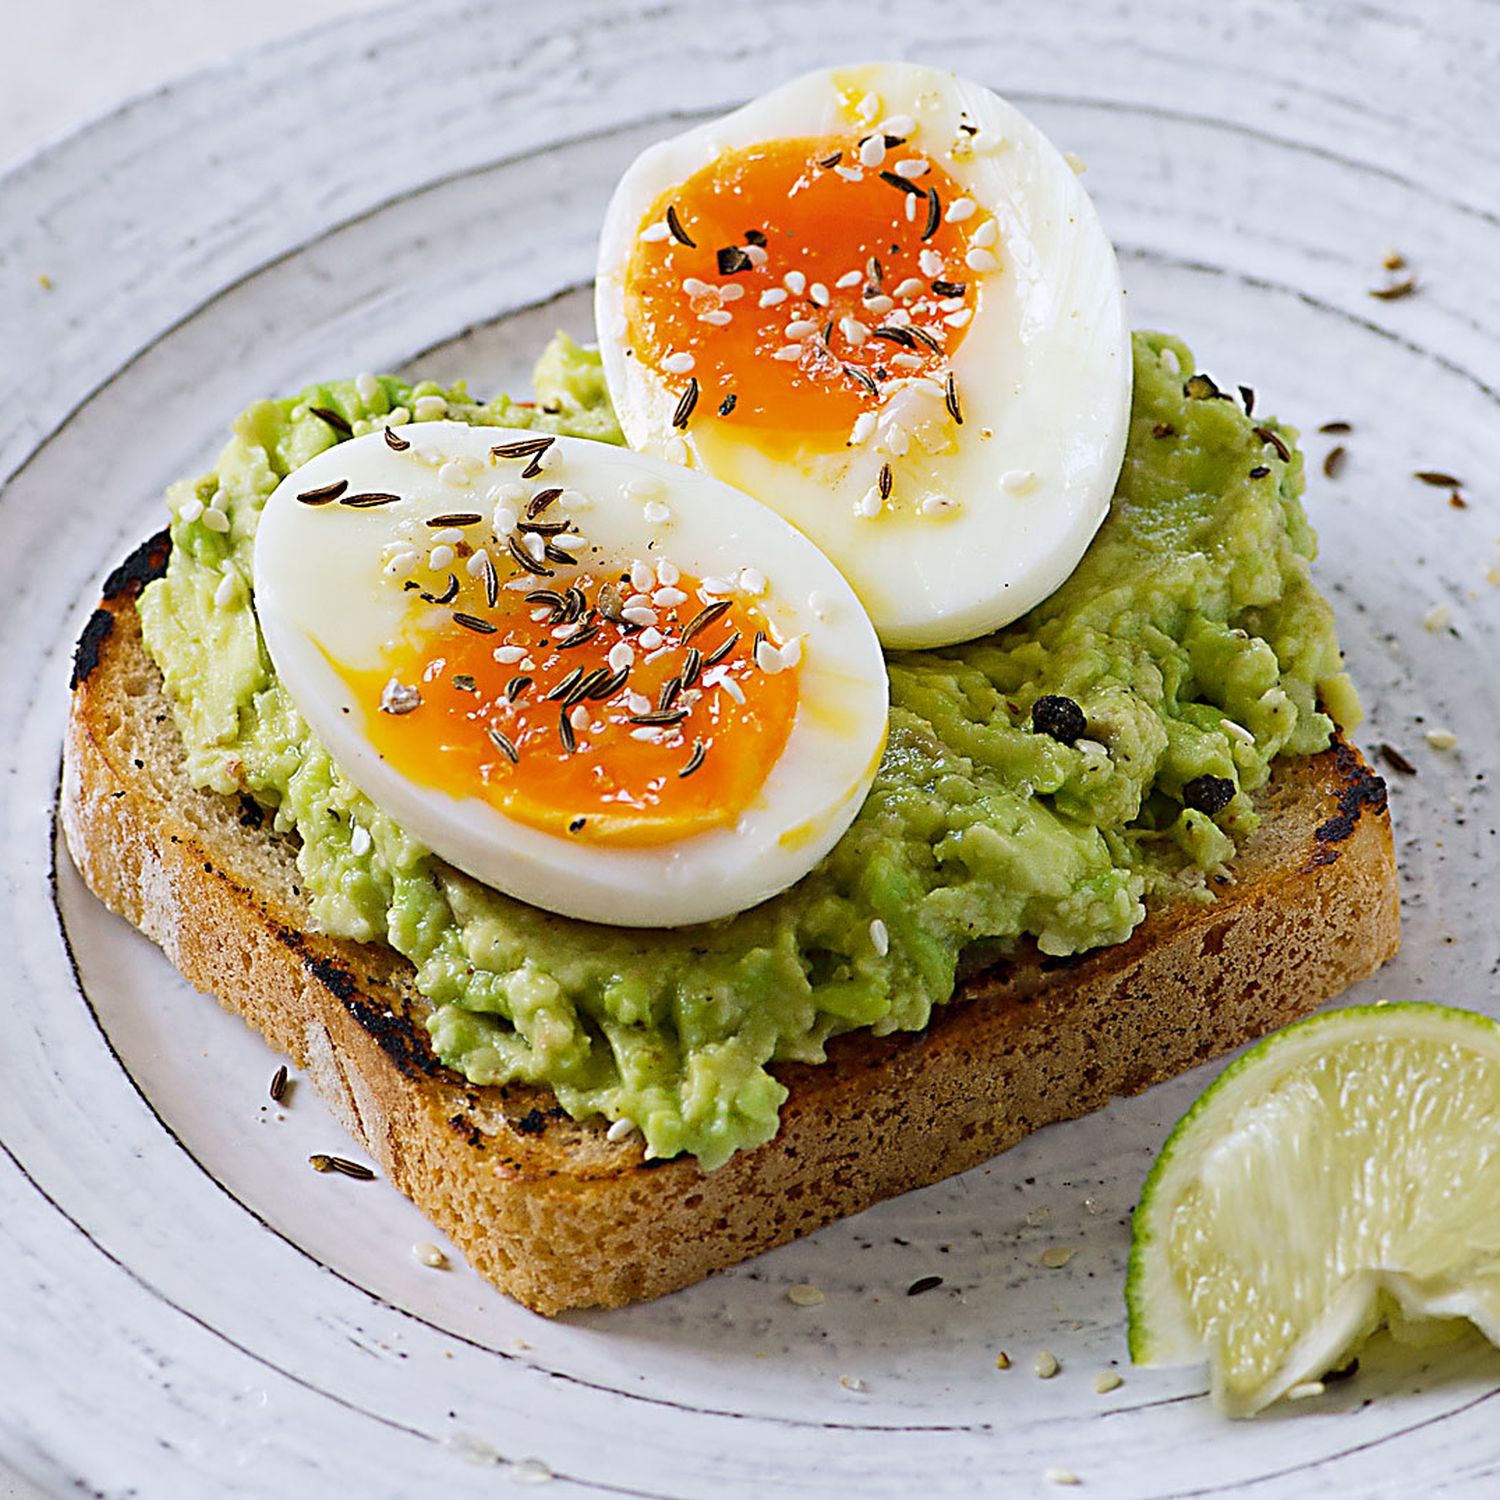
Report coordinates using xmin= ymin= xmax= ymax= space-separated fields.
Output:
xmin=1031 ymin=694 xmax=1087 ymax=745
xmin=1183 ymin=774 xmax=1236 ymax=815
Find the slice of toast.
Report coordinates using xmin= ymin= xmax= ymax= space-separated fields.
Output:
xmin=61 ymin=535 xmax=1400 ymax=1314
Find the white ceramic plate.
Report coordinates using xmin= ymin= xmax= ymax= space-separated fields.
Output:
xmin=6 ymin=3 xmax=1500 ymax=1495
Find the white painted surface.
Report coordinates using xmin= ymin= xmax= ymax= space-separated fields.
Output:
xmin=0 ymin=0 xmax=386 ymax=166
xmin=4 ymin=2 xmax=1500 ymax=1496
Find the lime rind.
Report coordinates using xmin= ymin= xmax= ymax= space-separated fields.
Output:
xmin=1127 ymin=1002 xmax=1500 ymax=1416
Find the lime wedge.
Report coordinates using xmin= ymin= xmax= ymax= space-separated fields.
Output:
xmin=1127 ymin=1002 xmax=1500 ymax=1416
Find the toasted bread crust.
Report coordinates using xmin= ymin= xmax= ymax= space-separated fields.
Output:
xmin=61 ymin=538 xmax=1400 ymax=1313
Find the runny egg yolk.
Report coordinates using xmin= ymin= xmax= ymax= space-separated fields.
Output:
xmin=339 ymin=562 xmax=799 ymax=847
xmin=624 ymin=136 xmax=986 ymax=452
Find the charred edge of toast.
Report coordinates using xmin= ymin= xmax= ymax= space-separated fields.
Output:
xmin=1306 ymin=738 xmax=1390 ymax=867
xmin=77 ymin=533 xmax=1392 ymax=1171
xmin=268 ymin=923 xmax=448 ymax=1082
xmin=71 ymin=530 xmax=172 ymax=689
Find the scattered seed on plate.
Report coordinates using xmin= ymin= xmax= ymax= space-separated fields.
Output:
xmin=906 ymin=1275 xmax=943 ymax=1297
xmin=1379 ymin=743 xmax=1417 ymax=776
xmin=269 ymin=1065 xmax=288 ymax=1102
xmin=1323 ymin=445 xmax=1346 ymax=478
xmin=1095 ymin=1370 xmax=1123 ymax=1393
xmin=1034 ymin=1349 xmax=1060 ymax=1379
xmin=1039 ymin=1246 xmax=1076 ymax=1269
xmin=412 ymin=1241 xmax=450 ymax=1269
xmin=786 ymin=1283 xmax=825 ymax=1307
xmin=309 ymin=1154 xmax=375 ymax=1180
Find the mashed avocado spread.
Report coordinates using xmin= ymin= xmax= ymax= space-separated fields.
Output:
xmin=138 ymin=332 xmax=1358 ymax=1169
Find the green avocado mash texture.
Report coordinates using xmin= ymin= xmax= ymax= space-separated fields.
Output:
xmin=138 ymin=331 xmax=1359 ymax=1169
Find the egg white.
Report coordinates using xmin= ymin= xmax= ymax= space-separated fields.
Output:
xmin=253 ymin=423 xmax=888 ymax=928
xmin=596 ymin=62 xmax=1132 ymax=649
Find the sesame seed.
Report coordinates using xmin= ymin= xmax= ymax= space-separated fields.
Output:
xmin=863 ymin=293 xmax=895 ymax=315
xmin=755 ymin=639 xmax=784 ymax=674
xmin=350 ymin=824 xmax=372 ymax=858
xmin=965 ymin=247 xmax=1000 ymax=273
xmin=465 ymin=549 xmax=491 ymax=578
xmin=1034 ymin=1350 xmax=1060 ymax=1379
xmin=412 ymin=1241 xmax=449 ymax=1269
xmin=856 ymin=486 xmax=883 ymax=519
xmin=893 ymin=277 xmax=926 ymax=301
xmin=738 ymin=567 xmax=767 ymax=595
xmin=354 ymin=372 xmax=379 ymax=403
xmin=905 ymin=193 xmax=919 ymax=221
xmin=438 ymin=459 xmax=470 ymax=488
xmin=893 ymin=157 xmax=929 ymax=179
xmin=1287 ymin=1381 xmax=1325 ymax=1401
xmin=849 ymin=411 xmax=877 ymax=445
xmin=1426 ymin=727 xmax=1459 ymax=750
xmin=569 ymin=705 xmax=591 ymax=731
xmin=640 ymin=220 xmax=671 ymax=242
xmin=654 ymin=587 xmax=688 ymax=607
xmin=809 ymin=282 xmax=831 ymax=306
xmin=839 ymin=1374 xmax=869 ymax=1392
xmin=785 ymin=319 xmax=820 ymax=339
xmin=855 ymin=91 xmax=881 ymax=122
xmin=760 ymin=287 xmax=789 ymax=307
xmin=605 ymin=1118 xmax=638 ymax=1143
xmin=178 ymin=496 xmax=205 ymax=523
xmin=643 ymin=500 xmax=672 ymax=525
xmin=840 ymin=318 xmax=870 ymax=348
xmin=413 ymin=395 xmax=448 ymax=420
xmin=661 ymin=351 xmax=695 ymax=375
xmin=869 ymin=918 xmax=890 ymax=956
xmin=639 ymin=627 xmax=665 ymax=651
xmin=784 ymin=270 xmax=806 ymax=295
xmin=493 ymin=644 xmax=527 ymax=664
xmin=1094 ymin=1370 xmax=1123 ymax=1393
xmin=890 ymin=353 xmax=923 ymax=369
xmin=918 ymin=248 xmax=946 ymax=278
xmin=427 ymin=544 xmax=456 ymax=571
xmin=1221 ymin=718 xmax=1255 ymax=746
xmin=883 ymin=424 xmax=910 ymax=457
xmin=630 ymin=726 xmax=665 ymax=742
xmin=1043 ymin=1467 xmax=1080 ymax=1487
xmin=946 ymin=196 xmax=977 ymax=222
xmin=213 ymin=569 xmax=241 ymax=608
xmin=1039 ymin=1246 xmax=1076 ymax=1269
xmin=858 ymin=134 xmax=888 ymax=168
xmin=1001 ymin=469 xmax=1037 ymax=493
xmin=944 ymin=308 xmax=974 ymax=328
xmin=744 ymin=244 xmax=768 ymax=266
xmin=879 ymin=113 xmax=916 ymax=135
xmin=972 ymin=218 xmax=1000 ymax=248
xmin=656 ymin=558 xmax=680 ymax=586
xmin=489 ymin=480 xmax=526 ymax=503
xmin=385 ymin=551 xmax=418 ymax=580
xmin=201 ymin=507 xmax=230 ymax=533
xmin=622 ymin=605 xmax=657 ymax=627
xmin=808 ymin=590 xmax=834 ymax=620
xmin=772 ymin=345 xmax=803 ymax=362
xmin=718 ymin=283 xmax=745 ymax=302
xmin=430 ymin=526 xmax=465 ymax=545
xmin=626 ymin=691 xmax=653 ymax=715
xmin=921 ymin=495 xmax=959 ymax=516
xmin=607 ymin=642 xmax=634 ymax=673
xmin=719 ymin=674 xmax=746 ymax=705
xmin=786 ymin=1283 xmax=825 ymax=1307
xmin=682 ymin=276 xmax=711 ymax=297
xmin=701 ymin=309 xmax=733 ymax=327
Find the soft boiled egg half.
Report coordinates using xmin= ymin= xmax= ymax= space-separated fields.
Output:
xmin=596 ymin=63 xmax=1132 ymax=649
xmin=253 ymin=423 xmax=888 ymax=927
